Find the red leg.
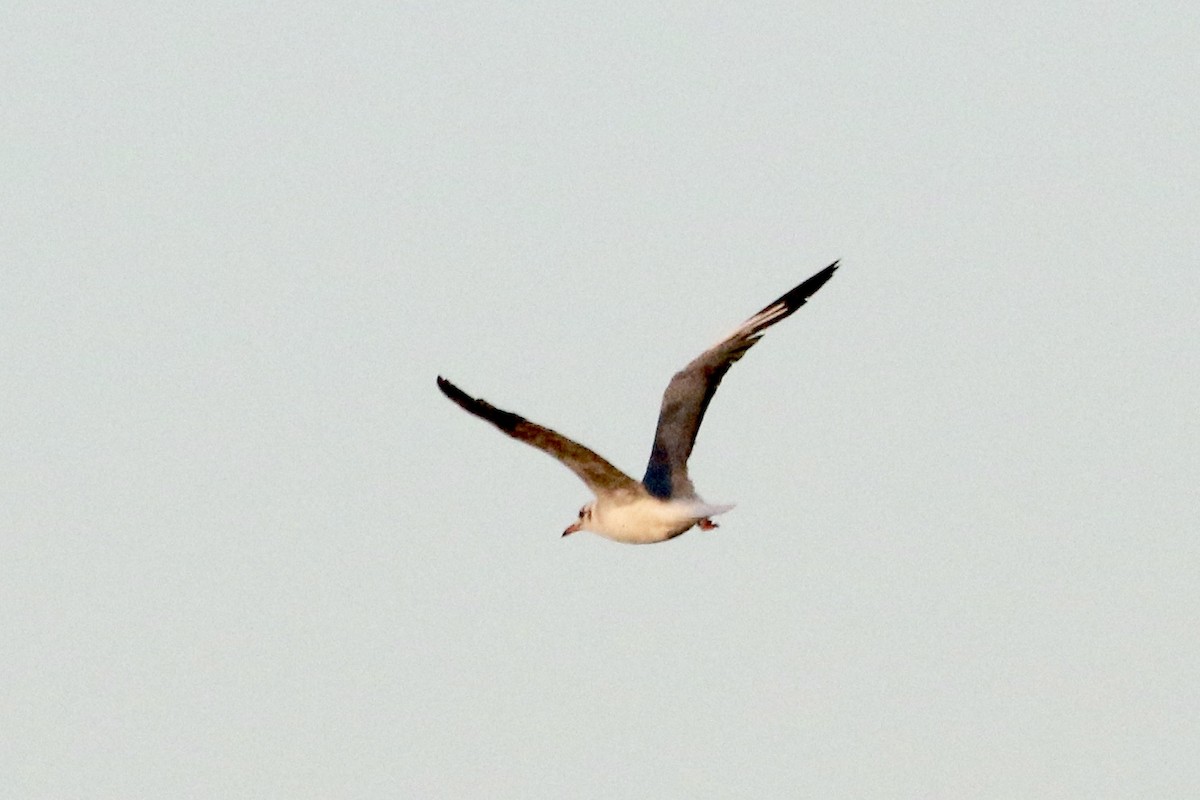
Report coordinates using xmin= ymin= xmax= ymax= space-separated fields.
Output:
xmin=698 ymin=518 xmax=719 ymax=531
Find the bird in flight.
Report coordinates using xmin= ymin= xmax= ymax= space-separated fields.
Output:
xmin=437 ymin=261 xmax=838 ymax=544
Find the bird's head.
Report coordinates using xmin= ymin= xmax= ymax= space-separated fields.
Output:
xmin=562 ymin=502 xmax=596 ymax=537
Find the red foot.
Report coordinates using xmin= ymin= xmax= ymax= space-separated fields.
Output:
xmin=698 ymin=518 xmax=719 ymax=531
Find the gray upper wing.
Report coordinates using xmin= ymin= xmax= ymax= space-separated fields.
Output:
xmin=641 ymin=261 xmax=838 ymax=499
xmin=437 ymin=376 xmax=642 ymax=499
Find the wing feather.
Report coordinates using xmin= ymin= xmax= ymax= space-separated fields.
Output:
xmin=437 ymin=376 xmax=641 ymax=499
xmin=641 ymin=261 xmax=839 ymax=499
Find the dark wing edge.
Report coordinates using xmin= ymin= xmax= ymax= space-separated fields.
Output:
xmin=436 ymin=376 xmax=641 ymax=498
xmin=641 ymin=261 xmax=839 ymax=499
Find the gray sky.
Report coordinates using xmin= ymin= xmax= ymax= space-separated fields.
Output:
xmin=4 ymin=3 xmax=1198 ymax=797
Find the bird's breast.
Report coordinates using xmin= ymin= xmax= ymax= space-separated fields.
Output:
xmin=592 ymin=497 xmax=709 ymax=544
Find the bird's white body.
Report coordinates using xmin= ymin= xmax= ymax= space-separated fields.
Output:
xmin=582 ymin=496 xmax=735 ymax=544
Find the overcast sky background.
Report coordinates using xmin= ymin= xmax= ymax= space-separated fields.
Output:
xmin=4 ymin=3 xmax=1198 ymax=797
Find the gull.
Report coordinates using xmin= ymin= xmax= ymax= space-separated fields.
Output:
xmin=437 ymin=261 xmax=838 ymax=544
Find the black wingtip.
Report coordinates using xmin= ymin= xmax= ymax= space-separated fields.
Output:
xmin=809 ymin=259 xmax=840 ymax=287
xmin=436 ymin=375 xmax=525 ymax=433
xmin=771 ymin=260 xmax=840 ymax=313
xmin=818 ymin=260 xmax=840 ymax=286
xmin=436 ymin=375 xmax=470 ymax=406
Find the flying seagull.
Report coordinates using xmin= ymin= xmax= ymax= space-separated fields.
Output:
xmin=437 ymin=261 xmax=838 ymax=544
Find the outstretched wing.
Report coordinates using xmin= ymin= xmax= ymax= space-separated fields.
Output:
xmin=437 ymin=376 xmax=642 ymax=499
xmin=642 ymin=261 xmax=839 ymax=499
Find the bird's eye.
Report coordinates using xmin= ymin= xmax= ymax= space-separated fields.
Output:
xmin=578 ymin=507 xmax=586 ymax=518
